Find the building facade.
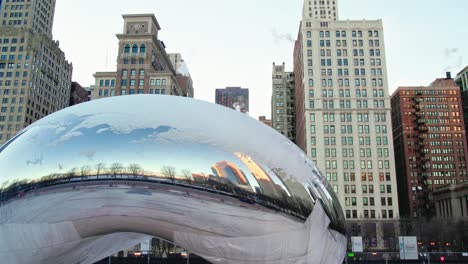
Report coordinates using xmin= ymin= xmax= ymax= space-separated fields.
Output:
xmin=433 ymin=182 xmax=468 ymax=221
xmin=456 ymin=66 xmax=468 ymax=145
xmin=258 ymin=116 xmax=272 ymax=127
xmin=0 ymin=0 xmax=72 ymax=144
xmin=167 ymin=53 xmax=194 ymax=98
xmin=69 ymin=82 xmax=89 ymax=106
xmin=91 ymin=14 xmax=188 ymax=100
xmin=215 ymin=87 xmax=249 ymax=114
xmin=456 ymin=66 xmax=468 ymax=92
xmin=272 ymin=62 xmax=295 ymax=142
xmin=391 ymin=76 xmax=468 ymax=220
xmin=293 ymin=0 xmax=399 ymax=249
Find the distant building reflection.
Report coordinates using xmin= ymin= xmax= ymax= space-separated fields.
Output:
xmin=211 ymin=161 xmax=250 ymax=188
xmin=235 ymin=152 xmax=289 ymax=199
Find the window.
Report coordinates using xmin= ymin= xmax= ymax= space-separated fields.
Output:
xmin=124 ymin=44 xmax=130 ymax=53
xmin=140 ymin=44 xmax=146 ymax=53
xmin=132 ymin=44 xmax=138 ymax=53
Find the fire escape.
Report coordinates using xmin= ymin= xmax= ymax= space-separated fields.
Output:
xmin=411 ymin=94 xmax=434 ymax=219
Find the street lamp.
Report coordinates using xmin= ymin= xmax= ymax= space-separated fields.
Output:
xmin=412 ymin=186 xmax=423 ymax=252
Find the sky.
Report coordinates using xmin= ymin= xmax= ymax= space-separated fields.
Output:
xmin=53 ymin=0 xmax=467 ymax=119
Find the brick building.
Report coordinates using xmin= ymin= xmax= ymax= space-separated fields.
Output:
xmin=391 ymin=74 xmax=468 ymax=219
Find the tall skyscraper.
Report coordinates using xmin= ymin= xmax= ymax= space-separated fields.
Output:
xmin=294 ymin=0 xmax=399 ymax=248
xmin=272 ymin=62 xmax=295 ymax=142
xmin=215 ymin=87 xmax=249 ymax=113
xmin=391 ymin=74 xmax=468 ymax=219
xmin=0 ymin=0 xmax=73 ymax=144
xmin=91 ymin=14 xmax=189 ymax=100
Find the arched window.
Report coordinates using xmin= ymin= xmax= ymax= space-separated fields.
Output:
xmin=132 ymin=44 xmax=138 ymax=53
xmin=140 ymin=44 xmax=146 ymax=53
xmin=124 ymin=44 xmax=130 ymax=53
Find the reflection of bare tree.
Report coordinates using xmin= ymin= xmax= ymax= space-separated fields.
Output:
xmin=95 ymin=163 xmax=106 ymax=178
xmin=80 ymin=165 xmax=91 ymax=177
xmin=128 ymin=164 xmax=143 ymax=178
xmin=161 ymin=166 xmax=176 ymax=182
xmin=182 ymin=169 xmax=192 ymax=184
xmin=109 ymin=163 xmax=124 ymax=177
xmin=67 ymin=167 xmax=77 ymax=178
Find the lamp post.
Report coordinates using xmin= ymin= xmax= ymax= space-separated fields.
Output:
xmin=412 ymin=186 xmax=423 ymax=241
xmin=412 ymin=185 xmax=425 ymax=263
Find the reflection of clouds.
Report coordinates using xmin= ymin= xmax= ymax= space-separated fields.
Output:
xmin=55 ymin=127 xmax=66 ymax=134
xmin=131 ymin=126 xmax=175 ymax=144
xmin=96 ymin=128 xmax=110 ymax=134
xmin=51 ymin=131 xmax=84 ymax=146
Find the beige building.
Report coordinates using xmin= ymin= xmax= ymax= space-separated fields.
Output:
xmin=91 ymin=14 xmax=191 ymax=100
xmin=0 ymin=0 xmax=73 ymax=144
xmin=293 ymin=0 xmax=399 ymax=248
xmin=272 ymin=63 xmax=295 ymax=142
xmin=433 ymin=182 xmax=468 ymax=221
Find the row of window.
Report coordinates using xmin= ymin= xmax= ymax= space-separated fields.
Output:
xmin=309 ymin=78 xmax=385 ymax=87
xmin=123 ymin=44 xmax=146 ymax=54
xmin=309 ymin=100 xmax=389 ymax=110
xmin=0 ymin=37 xmax=26 ymax=44
xmin=345 ymin=196 xmax=392 ymax=207
xmin=0 ymin=115 xmax=23 ymax=122
xmin=313 ymin=30 xmax=380 ymax=39
xmin=120 ymin=78 xmax=168 ymax=87
xmin=318 ymin=68 xmax=384 ymax=77
xmin=123 ymin=58 xmax=145 ymax=65
xmin=346 ymin=209 xmax=394 ymax=219
xmin=98 ymin=79 xmax=115 ymax=87
xmin=0 ymin=105 xmax=23 ymax=113
xmin=120 ymin=89 xmax=166 ymax=95
xmin=311 ymin=89 xmax=386 ymax=99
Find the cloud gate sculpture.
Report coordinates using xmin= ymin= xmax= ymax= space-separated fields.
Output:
xmin=0 ymin=95 xmax=346 ymax=264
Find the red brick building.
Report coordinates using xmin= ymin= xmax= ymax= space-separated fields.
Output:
xmin=391 ymin=74 xmax=468 ymax=219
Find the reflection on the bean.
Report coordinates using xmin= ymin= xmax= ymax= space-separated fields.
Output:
xmin=0 ymin=96 xmax=345 ymax=234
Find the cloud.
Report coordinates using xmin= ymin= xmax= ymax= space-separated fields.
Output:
xmin=443 ymin=47 xmax=463 ymax=73
xmin=271 ymin=28 xmax=295 ymax=44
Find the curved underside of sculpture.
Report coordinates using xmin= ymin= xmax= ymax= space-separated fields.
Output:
xmin=0 ymin=95 xmax=347 ymax=264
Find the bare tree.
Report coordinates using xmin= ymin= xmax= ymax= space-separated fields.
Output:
xmin=128 ymin=164 xmax=143 ymax=178
xmin=80 ymin=165 xmax=91 ymax=177
xmin=161 ymin=166 xmax=176 ymax=182
xmin=66 ymin=167 xmax=77 ymax=179
xmin=181 ymin=169 xmax=192 ymax=184
xmin=95 ymin=163 xmax=106 ymax=178
xmin=109 ymin=163 xmax=124 ymax=177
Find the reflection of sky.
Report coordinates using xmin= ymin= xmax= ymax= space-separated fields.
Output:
xmin=0 ymin=113 xmax=260 ymax=190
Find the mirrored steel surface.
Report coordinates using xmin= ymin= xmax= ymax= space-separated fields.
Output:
xmin=0 ymin=95 xmax=346 ymax=263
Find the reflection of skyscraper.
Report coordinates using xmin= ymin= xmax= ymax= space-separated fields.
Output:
xmin=211 ymin=161 xmax=249 ymax=186
xmin=215 ymin=87 xmax=249 ymax=113
xmin=234 ymin=153 xmax=288 ymax=198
